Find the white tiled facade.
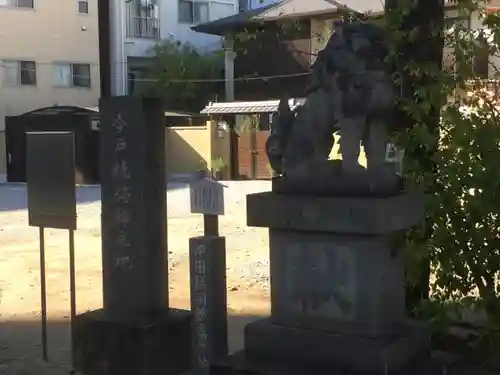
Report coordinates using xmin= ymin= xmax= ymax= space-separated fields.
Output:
xmin=110 ymin=0 xmax=239 ymax=96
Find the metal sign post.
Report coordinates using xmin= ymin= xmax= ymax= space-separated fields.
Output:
xmin=189 ymin=178 xmax=228 ymax=374
xmin=26 ymin=132 xmax=77 ymax=364
xmin=38 ymin=226 xmax=48 ymax=361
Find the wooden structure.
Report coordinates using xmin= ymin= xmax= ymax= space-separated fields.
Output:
xmin=191 ymin=1 xmax=333 ymax=102
xmin=201 ymin=99 xmax=303 ymax=180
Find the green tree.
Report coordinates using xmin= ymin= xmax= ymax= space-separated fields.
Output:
xmin=386 ymin=3 xmax=500 ymax=366
xmin=386 ymin=0 xmax=445 ymax=313
xmin=389 ymin=0 xmax=500 ymax=317
xmin=140 ymin=38 xmax=223 ymax=112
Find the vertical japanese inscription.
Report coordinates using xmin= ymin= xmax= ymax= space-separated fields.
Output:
xmin=112 ymin=114 xmax=132 ymax=269
xmin=193 ymin=243 xmax=209 ymax=372
xmin=287 ymin=241 xmax=355 ymax=319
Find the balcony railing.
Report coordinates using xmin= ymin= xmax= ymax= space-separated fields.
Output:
xmin=126 ymin=16 xmax=160 ymax=40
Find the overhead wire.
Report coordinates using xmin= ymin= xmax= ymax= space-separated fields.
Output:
xmin=0 ymin=60 xmax=311 ymax=84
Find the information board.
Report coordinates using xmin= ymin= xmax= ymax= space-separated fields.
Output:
xmin=26 ymin=132 xmax=77 ymax=230
xmin=190 ymin=178 xmax=225 ymax=216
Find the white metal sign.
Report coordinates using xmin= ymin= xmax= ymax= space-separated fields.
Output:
xmin=190 ymin=178 xmax=225 ymax=216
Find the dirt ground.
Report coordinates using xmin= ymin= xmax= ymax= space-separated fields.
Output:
xmin=0 ymin=181 xmax=271 ymax=374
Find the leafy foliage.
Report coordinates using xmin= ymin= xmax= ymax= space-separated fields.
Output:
xmin=228 ymin=0 xmax=500 ymax=367
xmin=387 ymin=0 xmax=500 ymax=317
xmin=235 ymin=114 xmax=260 ymax=134
xmin=139 ymin=38 xmax=223 ymax=111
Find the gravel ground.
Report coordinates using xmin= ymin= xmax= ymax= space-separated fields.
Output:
xmin=0 ymin=181 xmax=271 ymax=374
xmin=1 ymin=181 xmax=498 ymax=375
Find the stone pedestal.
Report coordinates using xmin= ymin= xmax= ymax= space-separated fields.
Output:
xmin=72 ymin=309 xmax=191 ymax=375
xmin=216 ymin=191 xmax=430 ymax=375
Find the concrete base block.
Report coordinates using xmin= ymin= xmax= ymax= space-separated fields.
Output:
xmin=72 ymin=308 xmax=192 ymax=375
xmin=243 ymin=318 xmax=431 ymax=374
xmin=210 ymin=350 xmax=451 ymax=375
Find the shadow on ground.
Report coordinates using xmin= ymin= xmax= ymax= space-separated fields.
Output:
xmin=0 ymin=185 xmax=103 ymax=213
xmin=2 ymin=314 xmax=500 ymax=375
xmin=0 ymin=313 xmax=264 ymax=374
xmin=0 ymin=182 xmax=190 ymax=213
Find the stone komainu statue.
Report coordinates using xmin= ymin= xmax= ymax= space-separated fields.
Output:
xmin=267 ymin=20 xmax=398 ymax=192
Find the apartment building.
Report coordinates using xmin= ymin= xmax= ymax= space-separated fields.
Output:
xmin=0 ymin=0 xmax=100 ymax=177
xmin=110 ymin=0 xmax=239 ymax=96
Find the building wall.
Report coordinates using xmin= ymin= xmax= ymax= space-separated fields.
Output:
xmin=166 ymin=126 xmax=210 ymax=174
xmin=0 ymin=119 xmax=230 ymax=182
xmin=114 ymin=0 xmax=238 ymax=95
xmin=234 ymin=20 xmax=311 ymax=101
xmin=240 ymin=0 xmax=279 ymax=11
xmin=158 ymin=0 xmax=239 ymax=50
xmin=165 ymin=120 xmax=231 ymax=177
xmin=0 ymin=1 xmax=100 ymax=130
xmin=310 ymin=18 xmax=334 ymax=64
xmin=0 ymin=0 xmax=100 ymax=175
xmin=122 ymin=0 xmax=240 ymax=55
xmin=312 ymin=5 xmax=500 ymax=77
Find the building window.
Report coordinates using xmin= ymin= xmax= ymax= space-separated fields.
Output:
xmin=178 ymin=0 xmax=235 ymax=24
xmin=0 ymin=0 xmax=34 ymax=8
xmin=53 ymin=63 xmax=91 ymax=88
xmin=78 ymin=0 xmax=88 ymax=14
xmin=126 ymin=0 xmax=160 ymax=39
xmin=179 ymin=0 xmax=208 ymax=24
xmin=3 ymin=60 xmax=37 ymax=86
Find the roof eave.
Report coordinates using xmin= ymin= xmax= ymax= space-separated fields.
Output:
xmin=192 ymin=0 xmax=344 ymax=36
xmin=191 ymin=2 xmax=281 ymax=36
xmin=193 ymin=1 xmax=458 ymax=36
xmin=192 ymin=11 xmax=342 ymax=36
xmin=192 ymin=20 xmax=265 ymax=36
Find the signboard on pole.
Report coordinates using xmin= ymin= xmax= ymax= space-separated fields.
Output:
xmin=190 ymin=178 xmax=225 ymax=216
xmin=26 ymin=132 xmax=77 ymax=230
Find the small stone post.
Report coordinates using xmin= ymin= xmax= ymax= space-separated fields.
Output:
xmin=189 ymin=178 xmax=228 ymax=374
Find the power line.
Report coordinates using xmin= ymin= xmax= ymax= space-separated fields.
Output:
xmin=124 ymin=72 xmax=310 ymax=83
xmin=0 ymin=60 xmax=311 ymax=83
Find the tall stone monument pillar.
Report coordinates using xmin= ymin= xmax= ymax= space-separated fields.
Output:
xmin=72 ymin=96 xmax=192 ymax=375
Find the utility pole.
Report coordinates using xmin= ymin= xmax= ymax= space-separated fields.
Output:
xmin=385 ymin=0 xmax=445 ymax=313
xmin=223 ymin=33 xmax=236 ymax=101
xmin=98 ymin=0 xmax=112 ymax=98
